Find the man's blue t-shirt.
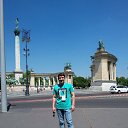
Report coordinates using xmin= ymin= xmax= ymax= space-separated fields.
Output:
xmin=53 ymin=83 xmax=74 ymax=109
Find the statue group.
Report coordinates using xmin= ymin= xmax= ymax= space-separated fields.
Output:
xmin=98 ymin=40 xmax=105 ymax=50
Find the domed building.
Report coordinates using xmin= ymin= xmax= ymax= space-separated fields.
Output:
xmin=90 ymin=41 xmax=117 ymax=91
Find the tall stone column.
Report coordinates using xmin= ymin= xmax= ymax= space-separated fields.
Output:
xmin=14 ymin=18 xmax=23 ymax=83
xmin=15 ymin=33 xmax=20 ymax=71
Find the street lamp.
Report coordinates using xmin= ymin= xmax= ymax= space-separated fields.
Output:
xmin=22 ymin=29 xmax=30 ymax=96
xmin=0 ymin=0 xmax=7 ymax=112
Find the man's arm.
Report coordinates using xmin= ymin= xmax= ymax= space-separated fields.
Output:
xmin=52 ymin=95 xmax=56 ymax=112
xmin=71 ymin=92 xmax=75 ymax=112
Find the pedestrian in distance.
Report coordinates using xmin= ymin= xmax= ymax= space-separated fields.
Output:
xmin=52 ymin=73 xmax=75 ymax=128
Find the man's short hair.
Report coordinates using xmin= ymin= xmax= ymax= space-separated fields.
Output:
xmin=58 ymin=73 xmax=65 ymax=78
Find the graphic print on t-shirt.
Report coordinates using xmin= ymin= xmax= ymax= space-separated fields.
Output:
xmin=58 ymin=88 xmax=67 ymax=101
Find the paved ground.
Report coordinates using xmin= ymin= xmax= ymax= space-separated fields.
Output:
xmin=5 ymin=88 xmax=107 ymax=97
xmin=0 ymin=89 xmax=128 ymax=128
xmin=0 ymin=108 xmax=128 ymax=128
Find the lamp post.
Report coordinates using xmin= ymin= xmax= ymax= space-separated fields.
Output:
xmin=0 ymin=0 xmax=7 ymax=112
xmin=22 ymin=29 xmax=30 ymax=96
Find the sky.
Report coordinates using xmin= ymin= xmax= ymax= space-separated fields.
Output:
xmin=3 ymin=0 xmax=128 ymax=77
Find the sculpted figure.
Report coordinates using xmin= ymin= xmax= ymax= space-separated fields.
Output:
xmin=16 ymin=18 xmax=19 ymax=29
xmin=99 ymin=40 xmax=104 ymax=49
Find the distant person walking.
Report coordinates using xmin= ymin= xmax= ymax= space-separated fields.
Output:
xmin=52 ymin=73 xmax=75 ymax=128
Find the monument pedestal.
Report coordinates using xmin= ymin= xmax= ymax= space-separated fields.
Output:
xmin=14 ymin=71 xmax=23 ymax=84
xmin=90 ymin=80 xmax=117 ymax=91
xmin=90 ymin=41 xmax=117 ymax=92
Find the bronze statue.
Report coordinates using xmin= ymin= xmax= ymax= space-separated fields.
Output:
xmin=14 ymin=18 xmax=20 ymax=36
xmin=15 ymin=18 xmax=19 ymax=29
xmin=97 ymin=40 xmax=105 ymax=51
xmin=64 ymin=63 xmax=72 ymax=70
xmin=98 ymin=40 xmax=104 ymax=49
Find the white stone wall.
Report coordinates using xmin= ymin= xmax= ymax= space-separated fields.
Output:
xmin=102 ymin=82 xmax=116 ymax=91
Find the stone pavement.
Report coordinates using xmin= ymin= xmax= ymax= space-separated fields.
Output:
xmin=0 ymin=107 xmax=128 ymax=128
xmin=5 ymin=88 xmax=104 ymax=98
xmin=0 ymin=89 xmax=128 ymax=128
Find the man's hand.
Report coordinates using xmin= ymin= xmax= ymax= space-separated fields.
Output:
xmin=52 ymin=106 xmax=56 ymax=117
xmin=52 ymin=106 xmax=56 ymax=113
xmin=71 ymin=105 xmax=75 ymax=112
xmin=71 ymin=92 xmax=75 ymax=112
xmin=52 ymin=95 xmax=56 ymax=112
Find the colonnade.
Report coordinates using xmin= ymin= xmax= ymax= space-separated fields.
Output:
xmin=30 ymin=72 xmax=73 ymax=87
xmin=30 ymin=75 xmax=58 ymax=87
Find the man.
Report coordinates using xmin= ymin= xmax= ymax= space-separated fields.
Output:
xmin=52 ymin=73 xmax=75 ymax=128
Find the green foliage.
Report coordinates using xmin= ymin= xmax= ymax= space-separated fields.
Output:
xmin=73 ymin=76 xmax=91 ymax=88
xmin=40 ymin=77 xmax=43 ymax=86
xmin=19 ymin=77 xmax=25 ymax=85
xmin=35 ymin=77 xmax=39 ymax=86
xmin=73 ymin=76 xmax=128 ymax=89
xmin=19 ymin=70 xmax=31 ymax=85
xmin=6 ymin=74 xmax=18 ymax=87
xmin=116 ymin=77 xmax=128 ymax=86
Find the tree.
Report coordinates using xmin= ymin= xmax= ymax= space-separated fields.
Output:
xmin=19 ymin=70 xmax=31 ymax=85
xmin=73 ymin=76 xmax=91 ymax=89
xmin=116 ymin=77 xmax=128 ymax=86
xmin=6 ymin=74 xmax=18 ymax=87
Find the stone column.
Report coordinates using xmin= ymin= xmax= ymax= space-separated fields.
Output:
xmin=57 ymin=76 xmax=59 ymax=84
xmin=53 ymin=77 xmax=56 ymax=85
xmin=48 ymin=77 xmax=51 ymax=86
xmin=38 ymin=77 xmax=40 ymax=87
xmin=30 ymin=75 xmax=35 ymax=86
xmin=113 ymin=63 xmax=116 ymax=80
xmin=14 ymin=19 xmax=23 ymax=83
xmin=15 ymin=35 xmax=21 ymax=71
xmin=110 ymin=62 xmax=113 ymax=80
xmin=43 ymin=77 xmax=46 ymax=88
xmin=107 ymin=61 xmax=110 ymax=80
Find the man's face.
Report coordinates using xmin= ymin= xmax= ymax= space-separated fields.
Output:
xmin=58 ymin=75 xmax=65 ymax=85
